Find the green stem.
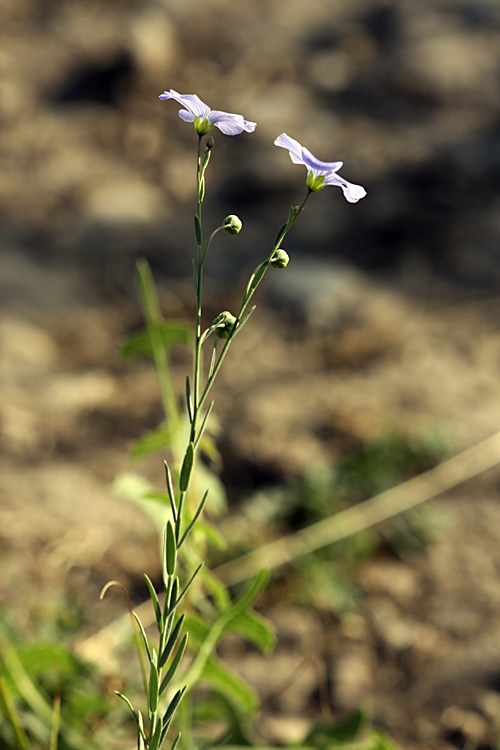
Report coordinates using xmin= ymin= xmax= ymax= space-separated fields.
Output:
xmin=197 ymin=190 xmax=312 ymax=413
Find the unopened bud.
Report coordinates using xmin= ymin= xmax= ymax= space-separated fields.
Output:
xmin=223 ymin=215 xmax=242 ymax=235
xmin=206 ymin=136 xmax=215 ymax=151
xmin=270 ymin=248 xmax=289 ymax=269
xmin=213 ymin=311 xmax=236 ymax=339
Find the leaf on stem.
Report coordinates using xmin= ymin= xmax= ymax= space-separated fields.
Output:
xmin=208 ymin=340 xmax=218 ymax=379
xmin=192 ymin=259 xmax=198 ymax=293
xmin=273 ymin=221 xmax=288 ymax=249
xmin=170 ymin=563 xmax=203 ymax=613
xmin=194 ymin=403 xmax=214 ymax=451
xmin=194 ymin=214 xmax=202 ymax=247
xmin=144 ymin=574 xmax=163 ymax=631
xmin=233 ymin=306 xmax=256 ymax=336
xmin=185 ymin=376 xmax=193 ymax=422
xmin=179 ymin=443 xmax=194 ymax=493
xmin=179 ymin=491 xmax=209 ymax=546
xmin=158 ymin=614 xmax=185 ymax=668
xmin=165 ymin=521 xmax=176 ymax=577
xmin=162 ymin=687 xmax=187 ymax=729
xmin=148 ymin=657 xmax=159 ymax=713
xmin=163 ymin=461 xmax=177 ymax=523
xmin=159 ymin=634 xmax=188 ymax=696
xmin=250 ymin=262 xmax=269 ymax=291
xmin=133 ymin=612 xmax=152 ymax=663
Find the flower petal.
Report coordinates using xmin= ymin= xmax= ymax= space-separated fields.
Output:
xmin=274 ymin=133 xmax=305 ymax=165
xmin=324 ymin=173 xmax=367 ymax=203
xmin=210 ymin=111 xmax=257 ymax=135
xmin=159 ymin=90 xmax=210 ymax=118
xmin=178 ymin=109 xmax=195 ymax=123
xmin=301 ymin=146 xmax=343 ymax=175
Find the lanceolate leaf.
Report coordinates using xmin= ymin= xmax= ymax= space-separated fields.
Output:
xmin=179 ymin=443 xmax=194 ymax=493
xmin=159 ymin=634 xmax=188 ymax=696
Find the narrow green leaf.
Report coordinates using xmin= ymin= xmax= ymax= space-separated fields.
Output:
xmin=168 ymin=578 xmax=179 ymax=612
xmin=115 ymin=691 xmax=139 ymax=724
xmin=222 ymin=610 xmax=276 ymax=653
xmin=192 ymin=259 xmax=198 ymax=293
xmin=232 ymin=306 xmax=256 ymax=337
xmin=194 ymin=401 xmax=214 ymax=451
xmin=194 ymin=214 xmax=202 ymax=247
xmin=185 ymin=376 xmax=193 ymax=422
xmin=170 ymin=732 xmax=181 ymax=750
xmin=159 ymin=634 xmax=188 ymax=695
xmin=179 ymin=443 xmax=194 ymax=493
xmin=179 ymin=491 xmax=208 ymax=547
xmin=165 ymin=521 xmax=176 ymax=577
xmin=163 ymin=461 xmax=177 ymax=523
xmin=250 ymin=261 xmax=268 ymax=290
xmin=198 ymin=177 xmax=205 ymax=203
xmin=132 ymin=426 xmax=176 ymax=460
xmin=133 ymin=612 xmax=152 ymax=662
xmin=119 ymin=322 xmax=191 ymax=361
xmin=158 ymin=614 xmax=185 ymax=668
xmin=148 ymin=718 xmax=163 ymax=750
xmin=137 ymin=710 xmax=147 ymax=749
xmin=144 ymin=575 xmax=162 ymax=631
xmin=163 ymin=687 xmax=186 ymax=727
xmin=170 ymin=563 xmax=203 ymax=612
xmin=208 ymin=340 xmax=218 ymax=379
xmin=273 ymin=221 xmax=288 ymax=248
xmin=148 ymin=659 xmax=159 ymax=713
xmin=202 ymin=656 xmax=259 ymax=713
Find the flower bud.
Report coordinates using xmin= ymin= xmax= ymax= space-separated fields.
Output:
xmin=270 ymin=248 xmax=289 ymax=269
xmin=206 ymin=136 xmax=215 ymax=150
xmin=223 ymin=215 xmax=243 ymax=235
xmin=213 ymin=311 xmax=236 ymax=339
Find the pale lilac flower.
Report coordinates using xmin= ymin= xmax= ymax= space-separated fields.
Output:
xmin=274 ymin=133 xmax=366 ymax=203
xmin=159 ymin=89 xmax=256 ymax=136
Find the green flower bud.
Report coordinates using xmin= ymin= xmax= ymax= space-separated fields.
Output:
xmin=206 ymin=136 xmax=215 ymax=150
xmin=213 ymin=311 xmax=236 ymax=339
xmin=306 ymin=172 xmax=326 ymax=193
xmin=223 ymin=215 xmax=243 ymax=235
xmin=270 ymin=248 xmax=289 ymax=269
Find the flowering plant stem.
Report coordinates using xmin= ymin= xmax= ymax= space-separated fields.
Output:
xmin=118 ymin=128 xmax=317 ymax=750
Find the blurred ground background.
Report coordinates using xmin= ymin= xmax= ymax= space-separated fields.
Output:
xmin=3 ymin=0 xmax=500 ymax=748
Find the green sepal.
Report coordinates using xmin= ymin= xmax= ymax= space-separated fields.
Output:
xmin=159 ymin=634 xmax=188 ymax=695
xmin=133 ymin=612 xmax=152 ymax=662
xmin=144 ymin=574 xmax=162 ymax=631
xmin=148 ymin=656 xmax=159 ymax=713
xmin=158 ymin=614 xmax=185 ymax=668
xmin=165 ymin=521 xmax=176 ymax=577
xmin=194 ymin=214 xmax=202 ymax=247
xmin=179 ymin=443 xmax=194 ymax=493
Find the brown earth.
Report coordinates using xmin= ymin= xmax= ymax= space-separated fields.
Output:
xmin=3 ymin=1 xmax=500 ymax=748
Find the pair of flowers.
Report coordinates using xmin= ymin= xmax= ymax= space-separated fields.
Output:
xmin=160 ymin=89 xmax=366 ymax=204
